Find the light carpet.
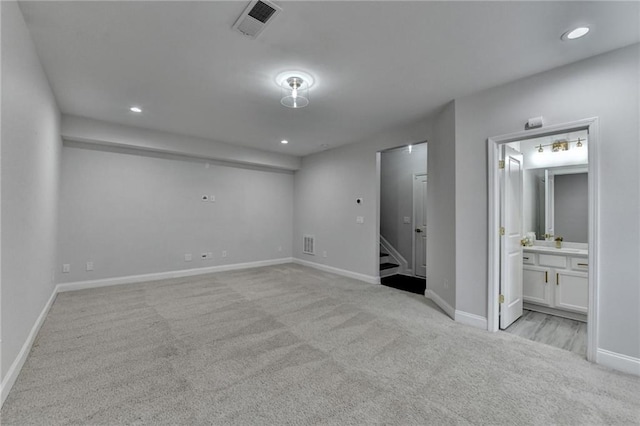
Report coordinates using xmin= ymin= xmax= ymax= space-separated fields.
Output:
xmin=2 ymin=264 xmax=639 ymax=425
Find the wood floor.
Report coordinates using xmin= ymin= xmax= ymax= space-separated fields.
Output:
xmin=503 ymin=309 xmax=587 ymax=356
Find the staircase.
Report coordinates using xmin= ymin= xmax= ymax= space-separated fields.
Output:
xmin=379 ymin=250 xmax=400 ymax=278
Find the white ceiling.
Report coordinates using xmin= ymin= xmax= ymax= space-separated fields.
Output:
xmin=18 ymin=1 xmax=640 ymax=157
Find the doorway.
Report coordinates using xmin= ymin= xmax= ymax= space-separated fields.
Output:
xmin=487 ymin=118 xmax=599 ymax=361
xmin=378 ymin=143 xmax=427 ymax=295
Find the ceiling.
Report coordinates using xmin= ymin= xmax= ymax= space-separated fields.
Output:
xmin=18 ymin=1 xmax=640 ymax=157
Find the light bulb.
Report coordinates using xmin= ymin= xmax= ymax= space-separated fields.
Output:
xmin=292 ymin=87 xmax=298 ymax=99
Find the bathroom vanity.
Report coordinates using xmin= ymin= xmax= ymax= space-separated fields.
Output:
xmin=522 ymin=245 xmax=588 ymax=321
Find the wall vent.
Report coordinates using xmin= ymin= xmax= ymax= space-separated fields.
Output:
xmin=232 ymin=0 xmax=282 ymax=39
xmin=302 ymin=235 xmax=315 ymax=255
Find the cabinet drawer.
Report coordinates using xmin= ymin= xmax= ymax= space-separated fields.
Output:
xmin=570 ymin=257 xmax=589 ymax=271
xmin=539 ymin=254 xmax=567 ymax=268
xmin=522 ymin=253 xmax=535 ymax=265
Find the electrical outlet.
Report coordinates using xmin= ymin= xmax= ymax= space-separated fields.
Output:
xmin=356 ymin=216 xmax=364 ymax=224
xmin=278 ymin=246 xmax=282 ymax=252
xmin=62 ymin=264 xmax=70 ymax=273
xmin=222 ymin=250 xmax=227 ymax=258
xmin=185 ymin=253 xmax=192 ymax=262
xmin=207 ymin=252 xmax=213 ymax=259
xmin=444 ymin=279 xmax=449 ymax=289
xmin=201 ymin=195 xmax=209 ymax=202
xmin=86 ymin=261 xmax=94 ymax=271
xmin=323 ymin=251 xmax=327 ymax=258
xmin=210 ymin=195 xmax=216 ymax=202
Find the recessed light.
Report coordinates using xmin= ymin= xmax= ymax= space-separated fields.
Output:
xmin=130 ymin=106 xmax=142 ymax=113
xmin=562 ymin=27 xmax=589 ymax=41
xmin=281 ymin=140 xmax=288 ymax=144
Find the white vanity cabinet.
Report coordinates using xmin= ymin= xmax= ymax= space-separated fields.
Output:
xmin=522 ymin=249 xmax=588 ymax=315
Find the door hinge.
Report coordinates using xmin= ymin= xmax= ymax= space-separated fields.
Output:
xmin=498 ymin=160 xmax=505 ymax=169
xmin=499 ymin=294 xmax=505 ymax=304
xmin=500 ymin=227 xmax=505 ymax=236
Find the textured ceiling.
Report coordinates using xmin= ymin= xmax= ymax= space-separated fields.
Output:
xmin=18 ymin=1 xmax=640 ymax=156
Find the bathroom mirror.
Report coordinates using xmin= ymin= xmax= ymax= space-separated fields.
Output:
xmin=524 ymin=166 xmax=588 ymax=243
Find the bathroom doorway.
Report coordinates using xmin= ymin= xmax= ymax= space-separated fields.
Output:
xmin=487 ymin=118 xmax=599 ymax=361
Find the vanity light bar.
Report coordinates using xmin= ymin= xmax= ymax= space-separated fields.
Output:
xmin=537 ymin=137 xmax=585 ymax=153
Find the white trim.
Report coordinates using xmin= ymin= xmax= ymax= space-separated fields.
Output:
xmin=379 ymin=235 xmax=408 ymax=275
xmin=596 ymin=349 xmax=640 ymax=376
xmin=292 ymin=258 xmax=380 ymax=284
xmin=1 ymin=287 xmax=57 ymax=407
xmin=455 ymin=310 xmax=488 ymax=330
xmin=56 ymin=258 xmax=293 ymax=293
xmin=487 ymin=117 xmax=599 ymax=364
xmin=425 ymin=289 xmax=455 ymax=319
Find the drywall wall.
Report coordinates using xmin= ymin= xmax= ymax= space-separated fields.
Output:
xmin=454 ymin=44 xmax=640 ymax=358
xmin=427 ymin=102 xmax=456 ymax=311
xmin=57 ymin=143 xmax=293 ymax=283
xmin=380 ymin=143 xmax=427 ymax=269
xmin=62 ymin=115 xmax=301 ymax=171
xmin=554 ymin=173 xmax=588 ymax=244
xmin=293 ymin=120 xmax=431 ymax=279
xmin=1 ymin=0 xmax=61 ymax=381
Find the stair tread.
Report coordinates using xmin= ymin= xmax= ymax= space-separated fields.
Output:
xmin=380 ymin=262 xmax=399 ymax=271
xmin=380 ymin=252 xmax=389 ymax=257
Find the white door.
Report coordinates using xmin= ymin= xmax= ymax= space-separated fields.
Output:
xmin=413 ymin=174 xmax=427 ymax=277
xmin=500 ymin=146 xmax=524 ymax=329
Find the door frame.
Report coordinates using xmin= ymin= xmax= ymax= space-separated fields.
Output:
xmin=487 ymin=117 xmax=599 ymax=362
xmin=412 ymin=173 xmax=427 ymax=278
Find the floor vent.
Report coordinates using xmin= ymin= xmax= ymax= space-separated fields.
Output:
xmin=232 ymin=0 xmax=282 ymax=39
xmin=302 ymin=235 xmax=315 ymax=255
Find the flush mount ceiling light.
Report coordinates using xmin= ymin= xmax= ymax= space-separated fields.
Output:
xmin=281 ymin=76 xmax=309 ymax=108
xmin=280 ymin=140 xmax=288 ymax=144
xmin=276 ymin=70 xmax=315 ymax=109
xmin=129 ymin=106 xmax=142 ymax=113
xmin=562 ymin=27 xmax=590 ymax=40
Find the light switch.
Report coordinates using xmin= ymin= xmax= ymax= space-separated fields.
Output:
xmin=86 ymin=261 xmax=94 ymax=271
xmin=404 ymin=216 xmax=411 ymax=224
xmin=356 ymin=216 xmax=364 ymax=224
xmin=62 ymin=264 xmax=70 ymax=273
xmin=210 ymin=195 xmax=216 ymax=202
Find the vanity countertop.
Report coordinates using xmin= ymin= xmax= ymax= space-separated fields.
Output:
xmin=524 ymin=245 xmax=588 ymax=257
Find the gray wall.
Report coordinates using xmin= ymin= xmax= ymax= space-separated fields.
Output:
xmin=380 ymin=143 xmax=427 ymax=269
xmin=454 ymin=44 xmax=639 ymax=358
xmin=57 ymin=144 xmax=294 ymax=283
xmin=293 ymin=120 xmax=432 ymax=278
xmin=428 ymin=102 xmax=456 ymax=310
xmin=554 ymin=173 xmax=588 ymax=243
xmin=1 ymin=1 xmax=61 ymax=379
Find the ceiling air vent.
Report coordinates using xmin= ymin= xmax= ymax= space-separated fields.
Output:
xmin=232 ymin=0 xmax=282 ymax=39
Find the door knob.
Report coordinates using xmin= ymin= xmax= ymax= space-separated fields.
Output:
xmin=415 ymin=228 xmax=423 ymax=233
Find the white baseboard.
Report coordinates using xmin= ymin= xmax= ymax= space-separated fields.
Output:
xmin=455 ymin=310 xmax=488 ymax=330
xmin=56 ymin=258 xmax=293 ymax=293
xmin=1 ymin=287 xmax=57 ymax=407
xmin=424 ymin=289 xmax=454 ymax=319
xmin=596 ymin=348 xmax=640 ymax=376
xmin=292 ymin=258 xmax=380 ymax=284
